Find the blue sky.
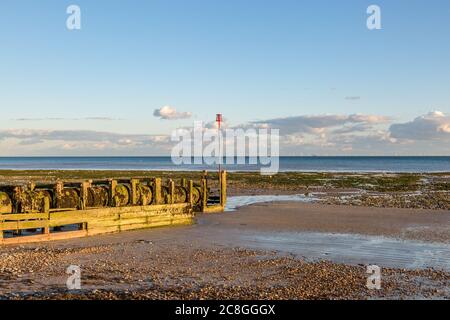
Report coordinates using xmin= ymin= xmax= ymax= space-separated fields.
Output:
xmin=0 ymin=0 xmax=449 ymax=155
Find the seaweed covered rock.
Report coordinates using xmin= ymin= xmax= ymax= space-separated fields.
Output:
xmin=136 ymin=184 xmax=152 ymax=205
xmin=57 ymin=188 xmax=80 ymax=209
xmin=113 ymin=184 xmax=130 ymax=207
xmin=15 ymin=189 xmax=51 ymax=213
xmin=87 ymin=186 xmax=109 ymax=207
xmin=0 ymin=192 xmax=12 ymax=214
xmin=173 ymin=186 xmax=188 ymax=204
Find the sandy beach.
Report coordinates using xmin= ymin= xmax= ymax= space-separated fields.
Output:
xmin=3 ymin=0 xmax=450 ymax=307
xmin=1 ymin=194 xmax=449 ymax=300
xmin=1 ymin=170 xmax=449 ymax=299
xmin=227 ymin=202 xmax=450 ymax=242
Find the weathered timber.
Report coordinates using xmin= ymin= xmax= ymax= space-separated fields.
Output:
xmin=0 ymin=192 xmax=12 ymax=214
xmin=0 ymin=171 xmax=227 ymax=244
xmin=220 ymin=170 xmax=227 ymax=208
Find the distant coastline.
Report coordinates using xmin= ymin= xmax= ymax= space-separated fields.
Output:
xmin=0 ymin=156 xmax=448 ymax=173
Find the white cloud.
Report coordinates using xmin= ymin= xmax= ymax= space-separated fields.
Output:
xmin=0 ymin=111 xmax=448 ymax=156
xmin=250 ymin=113 xmax=391 ymax=135
xmin=153 ymin=106 xmax=192 ymax=120
xmin=389 ymin=111 xmax=450 ymax=141
xmin=0 ymin=129 xmax=173 ymax=156
xmin=243 ymin=112 xmax=448 ymax=155
xmin=347 ymin=114 xmax=390 ymax=124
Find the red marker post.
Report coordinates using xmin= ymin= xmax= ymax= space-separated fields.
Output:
xmin=216 ymin=113 xmax=222 ymax=175
xmin=216 ymin=113 xmax=222 ymax=128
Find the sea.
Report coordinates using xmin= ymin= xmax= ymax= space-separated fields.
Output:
xmin=0 ymin=156 xmax=448 ymax=173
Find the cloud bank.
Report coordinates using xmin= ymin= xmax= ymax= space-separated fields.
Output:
xmin=389 ymin=111 xmax=450 ymax=141
xmin=0 ymin=130 xmax=171 ymax=156
xmin=249 ymin=114 xmax=391 ymax=135
xmin=0 ymin=111 xmax=448 ymax=156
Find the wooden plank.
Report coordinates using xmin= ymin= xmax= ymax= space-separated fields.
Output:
xmin=1 ymin=204 xmax=192 ymax=230
xmin=1 ymin=215 xmax=193 ymax=244
xmin=1 ymin=213 xmax=48 ymax=221
xmin=119 ymin=220 xmax=170 ymax=230
xmin=91 ymin=203 xmax=189 ymax=215
xmin=88 ymin=214 xmax=177 ymax=228
xmin=1 ymin=202 xmax=194 ymax=243
xmin=109 ymin=179 xmax=117 ymax=206
xmin=203 ymin=205 xmax=224 ymax=214
xmin=220 ymin=170 xmax=227 ymax=207
xmin=87 ymin=226 xmax=120 ymax=236
xmin=121 ymin=216 xmax=192 ymax=229
xmin=119 ymin=212 xmax=158 ymax=220
xmin=87 ymin=219 xmax=120 ymax=229
xmin=169 ymin=179 xmax=175 ymax=204
xmin=189 ymin=180 xmax=194 ymax=206
xmin=118 ymin=217 xmax=149 ymax=226
xmin=87 ymin=216 xmax=193 ymax=236
xmin=81 ymin=181 xmax=90 ymax=210
xmin=47 ymin=230 xmax=87 ymax=240
xmin=120 ymin=214 xmax=193 ymax=225
xmin=48 ymin=218 xmax=87 ymax=227
xmin=50 ymin=211 xmax=93 ymax=220
xmin=201 ymin=178 xmax=207 ymax=211
xmin=119 ymin=208 xmax=187 ymax=219
xmin=0 ymin=230 xmax=87 ymax=245
xmin=42 ymin=205 xmax=50 ymax=233
xmin=131 ymin=179 xmax=138 ymax=205
xmin=54 ymin=180 xmax=64 ymax=209
xmin=1 ymin=220 xmax=48 ymax=231
xmin=49 ymin=208 xmax=78 ymax=213
xmin=154 ymin=178 xmax=162 ymax=204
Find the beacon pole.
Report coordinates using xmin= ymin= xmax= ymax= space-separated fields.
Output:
xmin=216 ymin=113 xmax=222 ymax=190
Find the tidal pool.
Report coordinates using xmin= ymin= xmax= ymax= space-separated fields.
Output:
xmin=220 ymin=195 xmax=450 ymax=271
xmin=236 ymin=231 xmax=450 ymax=271
xmin=225 ymin=194 xmax=318 ymax=211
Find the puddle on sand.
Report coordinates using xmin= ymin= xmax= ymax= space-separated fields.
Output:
xmin=220 ymin=195 xmax=450 ymax=271
xmin=237 ymin=231 xmax=450 ymax=271
xmin=225 ymin=194 xmax=317 ymax=212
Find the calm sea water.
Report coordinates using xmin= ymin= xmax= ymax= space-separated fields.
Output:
xmin=0 ymin=157 xmax=448 ymax=172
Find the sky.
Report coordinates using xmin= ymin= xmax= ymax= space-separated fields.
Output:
xmin=0 ymin=0 xmax=449 ymax=156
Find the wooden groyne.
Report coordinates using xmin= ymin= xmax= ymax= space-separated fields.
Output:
xmin=0 ymin=171 xmax=227 ymax=244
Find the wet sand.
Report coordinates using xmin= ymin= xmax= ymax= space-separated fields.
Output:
xmin=223 ymin=202 xmax=450 ymax=242
xmin=1 ymin=201 xmax=449 ymax=299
